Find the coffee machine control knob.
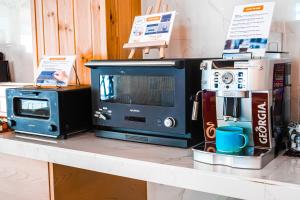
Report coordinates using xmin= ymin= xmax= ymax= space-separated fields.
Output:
xmin=222 ymin=72 xmax=234 ymax=84
xmin=164 ymin=117 xmax=176 ymax=128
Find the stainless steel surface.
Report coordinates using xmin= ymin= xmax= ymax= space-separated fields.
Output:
xmin=85 ymin=60 xmax=177 ymax=67
xmin=192 ymin=143 xmax=275 ymax=169
xmin=192 ymin=101 xmax=199 ymax=121
xmin=201 ymin=58 xmax=292 ymax=92
xmin=216 ymin=90 xmax=247 ymax=98
xmin=216 ymin=97 xmax=252 ymax=122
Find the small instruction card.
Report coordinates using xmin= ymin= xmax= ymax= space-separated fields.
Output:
xmin=35 ymin=56 xmax=76 ymax=87
xmin=223 ymin=2 xmax=275 ymax=58
xmin=128 ymin=11 xmax=176 ymax=45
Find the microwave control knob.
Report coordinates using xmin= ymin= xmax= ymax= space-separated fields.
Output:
xmin=164 ymin=117 xmax=176 ymax=128
xmin=48 ymin=124 xmax=57 ymax=132
xmin=8 ymin=119 xmax=16 ymax=127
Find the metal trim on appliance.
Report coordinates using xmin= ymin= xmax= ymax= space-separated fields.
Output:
xmin=85 ymin=61 xmax=177 ymax=67
xmin=15 ymin=130 xmax=58 ymax=138
xmin=14 ymin=129 xmax=89 ymax=138
xmin=192 ymin=143 xmax=275 ymax=169
xmin=95 ymin=130 xmax=192 ymax=148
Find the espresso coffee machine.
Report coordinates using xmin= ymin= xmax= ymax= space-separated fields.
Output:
xmin=193 ymin=53 xmax=291 ymax=169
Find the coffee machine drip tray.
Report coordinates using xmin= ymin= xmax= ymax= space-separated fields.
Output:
xmin=192 ymin=142 xmax=274 ymax=169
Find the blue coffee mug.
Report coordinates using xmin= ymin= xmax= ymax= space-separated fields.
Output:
xmin=216 ymin=126 xmax=249 ymax=153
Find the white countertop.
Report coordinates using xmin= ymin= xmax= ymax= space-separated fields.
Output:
xmin=0 ymin=132 xmax=299 ymax=200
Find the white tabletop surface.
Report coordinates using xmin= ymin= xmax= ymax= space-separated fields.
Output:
xmin=0 ymin=131 xmax=299 ymax=200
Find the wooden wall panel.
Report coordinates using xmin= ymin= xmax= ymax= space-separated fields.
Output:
xmin=74 ymin=0 xmax=93 ymax=84
xmin=57 ymin=0 xmax=76 ymax=84
xmin=49 ymin=163 xmax=147 ymax=200
xmin=57 ymin=0 xmax=75 ymax=55
xmin=32 ymin=0 xmax=45 ymax=66
xmin=91 ymin=0 xmax=108 ymax=60
xmin=106 ymin=0 xmax=142 ymax=59
xmin=0 ymin=153 xmax=50 ymax=200
xmin=32 ymin=0 xmax=141 ymax=84
xmin=43 ymin=0 xmax=60 ymax=55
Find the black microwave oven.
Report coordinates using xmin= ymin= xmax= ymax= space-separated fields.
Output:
xmin=6 ymin=86 xmax=92 ymax=138
xmin=85 ymin=59 xmax=206 ymax=148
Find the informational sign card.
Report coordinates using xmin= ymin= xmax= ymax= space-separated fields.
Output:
xmin=128 ymin=11 xmax=176 ymax=45
xmin=35 ymin=56 xmax=76 ymax=86
xmin=223 ymin=2 xmax=275 ymax=58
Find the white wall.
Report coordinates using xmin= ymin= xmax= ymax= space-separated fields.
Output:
xmin=142 ymin=0 xmax=300 ymax=121
xmin=0 ymin=0 xmax=34 ymax=83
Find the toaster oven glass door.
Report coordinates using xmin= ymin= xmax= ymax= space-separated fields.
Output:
xmin=99 ymin=75 xmax=175 ymax=107
xmin=14 ymin=98 xmax=50 ymax=119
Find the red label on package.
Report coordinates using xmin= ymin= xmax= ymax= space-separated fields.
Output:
xmin=202 ymin=91 xmax=217 ymax=142
xmin=252 ymin=92 xmax=271 ymax=148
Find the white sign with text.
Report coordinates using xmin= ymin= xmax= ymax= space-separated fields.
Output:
xmin=223 ymin=2 xmax=275 ymax=58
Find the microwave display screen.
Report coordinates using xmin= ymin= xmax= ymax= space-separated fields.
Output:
xmin=100 ymin=75 xmax=175 ymax=107
xmin=14 ymin=99 xmax=50 ymax=119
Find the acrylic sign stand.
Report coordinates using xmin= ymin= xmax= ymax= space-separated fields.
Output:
xmin=123 ymin=0 xmax=169 ymax=59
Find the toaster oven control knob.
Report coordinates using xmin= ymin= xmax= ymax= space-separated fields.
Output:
xmin=8 ymin=119 xmax=16 ymax=127
xmin=164 ymin=117 xmax=176 ymax=128
xmin=48 ymin=124 xmax=57 ymax=132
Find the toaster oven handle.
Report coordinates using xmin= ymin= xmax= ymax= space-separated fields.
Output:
xmin=20 ymin=91 xmax=41 ymax=96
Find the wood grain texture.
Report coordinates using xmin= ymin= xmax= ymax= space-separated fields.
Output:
xmin=43 ymin=0 xmax=60 ymax=55
xmin=74 ymin=0 xmax=93 ymax=84
xmin=107 ymin=0 xmax=141 ymax=59
xmin=57 ymin=0 xmax=76 ymax=84
xmin=57 ymin=0 xmax=75 ymax=55
xmin=31 ymin=0 xmax=141 ymax=84
xmin=33 ymin=0 xmax=45 ymax=65
xmin=91 ymin=0 xmax=108 ymax=60
xmin=0 ymin=153 xmax=50 ymax=200
xmin=30 ymin=0 xmax=38 ymax=70
xmin=50 ymin=163 xmax=147 ymax=200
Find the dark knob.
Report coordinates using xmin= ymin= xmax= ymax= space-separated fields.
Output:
xmin=8 ymin=119 xmax=16 ymax=127
xmin=48 ymin=124 xmax=57 ymax=132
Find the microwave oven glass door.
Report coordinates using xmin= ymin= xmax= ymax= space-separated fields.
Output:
xmin=99 ymin=75 xmax=175 ymax=107
xmin=14 ymin=98 xmax=50 ymax=119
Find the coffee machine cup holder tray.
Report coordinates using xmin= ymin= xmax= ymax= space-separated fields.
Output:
xmin=192 ymin=142 xmax=275 ymax=169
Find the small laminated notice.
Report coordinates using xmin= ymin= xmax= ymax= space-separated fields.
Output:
xmin=223 ymin=2 xmax=275 ymax=58
xmin=35 ymin=56 xmax=76 ymax=87
xmin=128 ymin=11 xmax=176 ymax=45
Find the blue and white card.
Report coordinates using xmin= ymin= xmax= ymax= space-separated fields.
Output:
xmin=35 ymin=56 xmax=76 ymax=87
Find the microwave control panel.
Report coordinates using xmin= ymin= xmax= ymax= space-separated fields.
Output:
xmin=211 ymin=69 xmax=248 ymax=91
xmin=93 ymin=107 xmax=177 ymax=129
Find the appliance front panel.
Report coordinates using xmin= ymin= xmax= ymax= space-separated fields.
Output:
xmin=6 ymin=89 xmax=60 ymax=137
xmin=91 ymin=66 xmax=187 ymax=136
